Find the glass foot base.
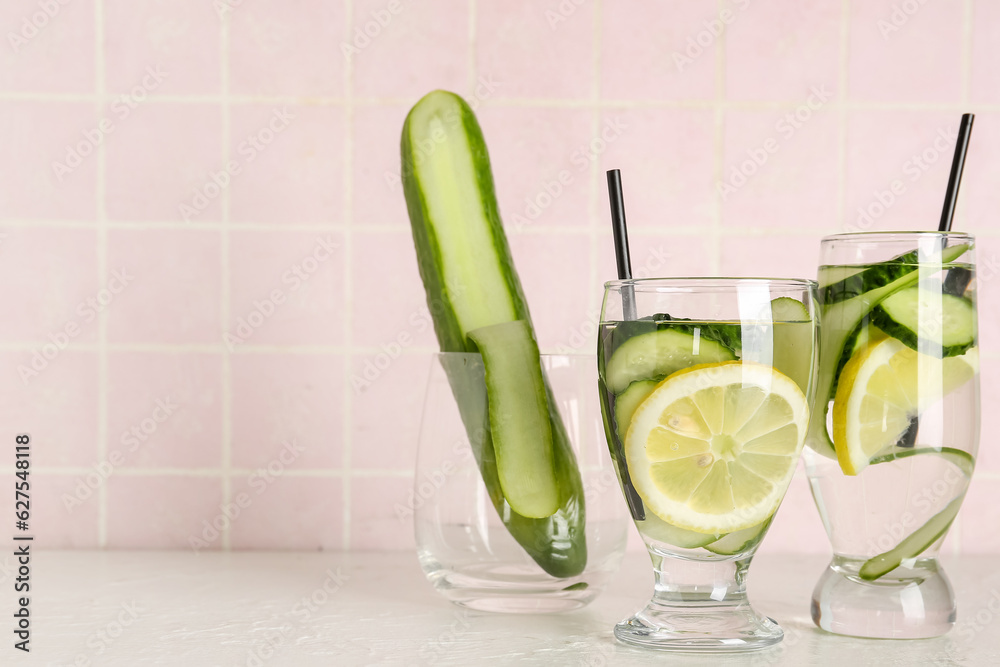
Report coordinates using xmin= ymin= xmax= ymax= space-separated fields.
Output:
xmin=420 ymin=555 xmax=601 ymax=613
xmin=811 ymin=557 xmax=956 ymax=639
xmin=614 ymin=603 xmax=783 ymax=652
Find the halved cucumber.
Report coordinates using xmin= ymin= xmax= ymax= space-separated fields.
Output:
xmin=402 ymin=90 xmax=587 ymax=576
xmin=871 ymin=286 xmax=976 ymax=358
xmin=613 ymin=379 xmax=657 ymax=436
xmin=704 ymin=517 xmax=773 ymax=555
xmin=468 ymin=321 xmax=559 ymax=518
xmin=860 ymin=494 xmax=965 ymax=581
xmin=605 ymin=328 xmax=737 ymax=394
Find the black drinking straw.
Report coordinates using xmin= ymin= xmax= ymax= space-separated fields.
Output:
xmin=938 ymin=113 xmax=975 ymax=232
xmin=605 ymin=169 xmax=644 ymax=519
xmin=606 ymin=169 xmax=637 ymax=320
xmin=902 ymin=114 xmax=976 ymax=448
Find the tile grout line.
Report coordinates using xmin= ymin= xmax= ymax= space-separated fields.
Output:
xmin=6 ymin=339 xmax=1000 ymax=358
xmin=95 ymin=0 xmax=108 ymax=549
xmin=6 ymin=465 xmax=994 ymax=480
xmin=467 ymin=0 xmax=477 ymax=95
xmin=587 ymin=0 xmax=601 ymax=320
xmin=958 ymin=0 xmax=973 ymax=233
xmin=710 ymin=0 xmax=725 ymax=274
xmin=9 ymin=218 xmax=1000 ymax=237
xmin=836 ymin=0 xmax=849 ymax=232
xmin=953 ymin=0 xmax=974 ymax=554
xmin=342 ymin=0 xmax=355 ymax=550
xmin=5 ymin=91 xmax=1000 ymax=112
xmin=220 ymin=9 xmax=233 ymax=552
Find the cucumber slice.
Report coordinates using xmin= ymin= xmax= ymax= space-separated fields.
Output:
xmin=830 ymin=322 xmax=884 ymax=395
xmin=402 ymin=90 xmax=587 ymax=576
xmin=704 ymin=517 xmax=773 ymax=555
xmin=639 ymin=513 xmax=720 ymax=549
xmin=868 ymin=446 xmax=975 ymax=477
xmin=820 ymin=248 xmax=925 ymax=305
xmin=653 ymin=315 xmax=743 ymax=355
xmin=613 ymin=379 xmax=658 ymax=436
xmin=871 ymin=287 xmax=976 ymax=358
xmin=807 ymin=243 xmax=971 ymax=458
xmin=605 ymin=328 xmax=737 ymax=394
xmin=770 ymin=297 xmax=814 ymax=395
xmin=859 ymin=494 xmax=965 ymax=581
xmin=468 ymin=321 xmax=559 ymax=519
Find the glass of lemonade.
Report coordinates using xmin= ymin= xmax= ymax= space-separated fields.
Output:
xmin=598 ymin=278 xmax=817 ymax=651
xmin=806 ymin=232 xmax=979 ymax=639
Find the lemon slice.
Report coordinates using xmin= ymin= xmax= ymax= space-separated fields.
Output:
xmin=624 ymin=361 xmax=809 ymax=534
xmin=832 ymin=337 xmax=978 ymax=476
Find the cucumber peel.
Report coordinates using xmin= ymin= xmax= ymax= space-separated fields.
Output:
xmin=468 ymin=321 xmax=559 ymax=519
xmin=860 ymin=494 xmax=965 ymax=581
xmin=613 ymin=379 xmax=658 ymax=437
xmin=808 ymin=243 xmax=971 ymax=458
xmin=704 ymin=517 xmax=773 ymax=556
xmin=867 ymin=446 xmax=974 ymax=477
xmin=605 ymin=327 xmax=737 ymax=394
xmin=402 ymin=90 xmax=587 ymax=577
xmin=859 ymin=447 xmax=972 ymax=580
xmin=871 ymin=287 xmax=976 ymax=358
xmin=638 ymin=513 xmax=720 ymax=549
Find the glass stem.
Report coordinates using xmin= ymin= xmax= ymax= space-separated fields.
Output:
xmin=647 ymin=550 xmax=752 ymax=610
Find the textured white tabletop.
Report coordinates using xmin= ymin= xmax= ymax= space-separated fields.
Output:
xmin=4 ymin=550 xmax=999 ymax=665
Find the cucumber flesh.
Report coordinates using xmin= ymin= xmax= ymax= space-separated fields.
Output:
xmin=605 ymin=327 xmax=737 ymax=394
xmin=613 ymin=380 xmax=658 ymax=437
xmin=468 ymin=321 xmax=559 ymax=519
xmin=404 ymin=93 xmax=518 ymax=336
xmin=808 ymin=243 xmax=971 ymax=458
xmin=860 ymin=494 xmax=965 ymax=580
xmin=638 ymin=513 xmax=720 ymax=549
xmin=704 ymin=517 xmax=773 ymax=555
xmin=769 ymin=297 xmax=814 ymax=396
xmin=402 ymin=90 xmax=587 ymax=576
xmin=652 ymin=315 xmax=743 ymax=354
xmin=871 ymin=286 xmax=976 ymax=358
xmin=820 ymin=247 xmax=927 ymax=304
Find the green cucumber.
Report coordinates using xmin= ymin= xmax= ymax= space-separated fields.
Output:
xmin=653 ymin=315 xmax=744 ymax=354
xmin=871 ymin=287 xmax=976 ymax=358
xmin=770 ymin=297 xmax=814 ymax=395
xmin=613 ymin=379 xmax=658 ymax=436
xmin=639 ymin=513 xmax=720 ymax=549
xmin=820 ymin=248 xmax=924 ymax=304
xmin=704 ymin=517 xmax=773 ymax=555
xmin=808 ymin=243 xmax=971 ymax=458
xmin=402 ymin=90 xmax=586 ymax=576
xmin=868 ymin=446 xmax=975 ymax=477
xmin=468 ymin=321 xmax=559 ymax=518
xmin=859 ymin=494 xmax=966 ymax=581
xmin=605 ymin=327 xmax=737 ymax=394
xmin=830 ymin=321 xmax=880 ymax=396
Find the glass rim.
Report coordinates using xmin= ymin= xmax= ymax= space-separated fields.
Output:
xmin=822 ymin=231 xmax=975 ymax=243
xmin=603 ymin=277 xmax=817 ymax=291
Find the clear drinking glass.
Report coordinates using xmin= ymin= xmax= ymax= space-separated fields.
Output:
xmin=415 ymin=352 xmax=629 ymax=613
xmin=806 ymin=232 xmax=979 ymax=638
xmin=598 ymin=278 xmax=818 ymax=651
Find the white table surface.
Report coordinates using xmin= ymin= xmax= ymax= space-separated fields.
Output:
xmin=5 ymin=550 xmax=999 ymax=665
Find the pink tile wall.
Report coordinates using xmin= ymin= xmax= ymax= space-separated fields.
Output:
xmin=1 ymin=0 xmax=997 ymax=555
